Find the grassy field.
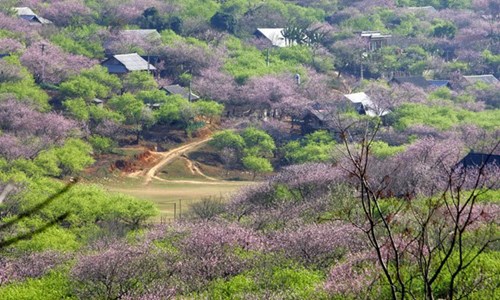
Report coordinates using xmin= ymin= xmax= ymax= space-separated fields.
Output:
xmin=105 ymin=178 xmax=251 ymax=221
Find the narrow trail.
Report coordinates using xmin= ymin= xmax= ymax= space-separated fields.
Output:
xmin=181 ymin=156 xmax=218 ymax=181
xmin=141 ymin=137 xmax=213 ymax=185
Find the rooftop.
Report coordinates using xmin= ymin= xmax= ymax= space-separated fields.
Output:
xmin=113 ymin=53 xmax=156 ymax=71
xmin=121 ymin=29 xmax=161 ymax=39
xmin=255 ymin=28 xmax=289 ymax=47
xmin=344 ymin=92 xmax=390 ymax=117
xmin=390 ymin=76 xmax=430 ymax=89
xmin=462 ymin=74 xmax=499 ymax=85
xmin=161 ymin=84 xmax=199 ymax=101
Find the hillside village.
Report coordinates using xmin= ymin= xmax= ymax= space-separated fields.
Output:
xmin=0 ymin=1 xmax=499 ymax=299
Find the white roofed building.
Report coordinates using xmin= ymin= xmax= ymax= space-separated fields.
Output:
xmin=255 ymin=28 xmax=291 ymax=47
xmin=101 ymin=53 xmax=156 ymax=74
xmin=13 ymin=7 xmax=52 ymax=24
xmin=344 ymin=92 xmax=390 ymax=117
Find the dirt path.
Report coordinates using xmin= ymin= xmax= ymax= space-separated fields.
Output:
xmin=181 ymin=156 xmax=218 ymax=181
xmin=140 ymin=137 xmax=213 ymax=185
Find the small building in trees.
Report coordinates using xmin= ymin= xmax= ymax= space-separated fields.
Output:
xmin=405 ymin=6 xmax=438 ymax=14
xmin=13 ymin=7 xmax=52 ymax=25
xmin=295 ymin=109 xmax=329 ymax=135
xmin=92 ymin=98 xmax=104 ymax=107
xmin=343 ymin=92 xmax=390 ymax=117
xmin=462 ymin=74 xmax=499 ymax=85
xmin=359 ymin=31 xmax=392 ymax=51
xmin=459 ymin=151 xmax=500 ymax=168
xmin=254 ymin=28 xmax=289 ymax=47
xmin=121 ymin=29 xmax=161 ymax=40
xmin=0 ymin=54 xmax=10 ymax=59
xmin=428 ymin=80 xmax=451 ymax=88
xmin=389 ymin=76 xmax=430 ymax=89
xmin=160 ymin=84 xmax=199 ymax=101
xmin=101 ymin=53 xmax=156 ymax=74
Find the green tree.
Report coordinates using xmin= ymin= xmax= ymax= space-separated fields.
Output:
xmin=108 ymin=93 xmax=153 ymax=143
xmin=193 ymin=100 xmax=224 ymax=123
xmin=210 ymin=130 xmax=246 ymax=152
xmin=242 ymin=155 xmax=273 ymax=180
xmin=283 ymin=130 xmax=334 ymax=164
xmin=123 ymin=71 xmax=157 ymax=93
xmin=241 ymin=128 xmax=276 ymax=157
xmin=63 ymin=98 xmax=89 ymax=121
xmin=37 ymin=139 xmax=94 ymax=177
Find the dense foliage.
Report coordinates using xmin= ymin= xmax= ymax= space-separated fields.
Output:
xmin=0 ymin=0 xmax=499 ymax=299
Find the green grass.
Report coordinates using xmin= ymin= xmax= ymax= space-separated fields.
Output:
xmin=105 ymin=178 xmax=250 ymax=221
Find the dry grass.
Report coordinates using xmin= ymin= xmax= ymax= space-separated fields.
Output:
xmin=106 ymin=178 xmax=250 ymax=221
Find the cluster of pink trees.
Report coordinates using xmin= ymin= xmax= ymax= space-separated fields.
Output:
xmin=20 ymin=41 xmax=95 ymax=84
xmin=0 ymin=100 xmax=78 ymax=159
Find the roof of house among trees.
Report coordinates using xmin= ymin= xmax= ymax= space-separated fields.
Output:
xmin=462 ymin=74 xmax=499 ymax=85
xmin=344 ymin=92 xmax=389 ymax=117
xmin=255 ymin=28 xmax=288 ymax=47
xmin=161 ymin=84 xmax=199 ymax=100
xmin=103 ymin=53 xmax=156 ymax=72
xmin=390 ymin=76 xmax=430 ymax=89
xmin=428 ymin=80 xmax=451 ymax=88
xmin=13 ymin=7 xmax=52 ymax=24
xmin=121 ymin=29 xmax=161 ymax=39
xmin=406 ymin=6 xmax=438 ymax=13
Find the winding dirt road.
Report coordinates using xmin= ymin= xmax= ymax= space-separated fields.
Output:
xmin=140 ymin=137 xmax=213 ymax=185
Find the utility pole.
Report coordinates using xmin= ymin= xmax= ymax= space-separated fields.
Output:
xmin=40 ymin=43 xmax=46 ymax=83
xmin=266 ymin=48 xmax=270 ymax=66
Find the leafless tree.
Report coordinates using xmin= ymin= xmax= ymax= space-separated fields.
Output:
xmin=333 ymin=116 xmax=500 ymax=299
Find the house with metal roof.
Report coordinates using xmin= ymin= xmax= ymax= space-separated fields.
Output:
xmin=428 ymin=80 xmax=451 ymax=88
xmin=462 ymin=75 xmax=499 ymax=85
xmin=121 ymin=29 xmax=161 ymax=40
xmin=101 ymin=53 xmax=156 ymax=74
xmin=13 ymin=7 xmax=52 ymax=24
xmin=161 ymin=84 xmax=199 ymax=101
xmin=406 ymin=6 xmax=438 ymax=14
xmin=389 ymin=76 xmax=430 ymax=89
xmin=254 ymin=28 xmax=290 ymax=47
xmin=344 ymin=92 xmax=390 ymax=117
xmin=360 ymin=31 xmax=392 ymax=51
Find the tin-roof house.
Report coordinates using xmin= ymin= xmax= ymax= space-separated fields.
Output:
xmin=462 ymin=75 xmax=498 ymax=85
xmin=101 ymin=53 xmax=156 ymax=74
xmin=344 ymin=92 xmax=390 ymax=117
xmin=160 ymin=84 xmax=200 ymax=101
xmin=121 ymin=29 xmax=161 ymax=40
xmin=389 ymin=76 xmax=430 ymax=89
xmin=13 ymin=7 xmax=52 ymax=24
xmin=428 ymin=80 xmax=451 ymax=88
xmin=406 ymin=6 xmax=438 ymax=14
xmin=254 ymin=28 xmax=291 ymax=47
xmin=360 ymin=31 xmax=392 ymax=51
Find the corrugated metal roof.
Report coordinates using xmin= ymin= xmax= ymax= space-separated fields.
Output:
xmin=390 ymin=76 xmax=430 ymax=89
xmin=113 ymin=53 xmax=156 ymax=71
xmin=122 ymin=30 xmax=161 ymax=39
xmin=14 ymin=7 xmax=36 ymax=16
xmin=463 ymin=75 xmax=499 ymax=85
xmin=344 ymin=92 xmax=390 ymax=117
xmin=161 ymin=84 xmax=199 ymax=100
xmin=14 ymin=7 xmax=52 ymax=24
xmin=256 ymin=28 xmax=289 ymax=47
xmin=406 ymin=6 xmax=438 ymax=13
xmin=360 ymin=31 xmax=392 ymax=38
xmin=428 ymin=80 xmax=450 ymax=87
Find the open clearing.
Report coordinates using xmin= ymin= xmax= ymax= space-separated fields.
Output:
xmin=104 ymin=137 xmax=254 ymax=220
xmin=106 ymin=179 xmax=250 ymax=220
